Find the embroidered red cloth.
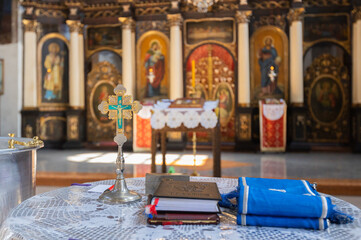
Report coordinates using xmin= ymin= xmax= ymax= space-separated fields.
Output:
xmin=259 ymin=99 xmax=287 ymax=152
xmin=133 ymin=105 xmax=152 ymax=151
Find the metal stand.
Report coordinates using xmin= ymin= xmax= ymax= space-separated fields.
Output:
xmin=98 ymin=134 xmax=141 ymax=204
xmin=191 ymin=131 xmax=200 ymax=176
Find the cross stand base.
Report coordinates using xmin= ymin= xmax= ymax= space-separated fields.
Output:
xmin=98 ymin=178 xmax=141 ymax=204
xmin=98 ymin=133 xmax=141 ymax=204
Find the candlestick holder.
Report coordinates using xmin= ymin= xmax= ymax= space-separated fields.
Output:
xmin=189 ymin=86 xmax=200 ymax=177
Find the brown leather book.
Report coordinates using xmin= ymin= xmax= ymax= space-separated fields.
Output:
xmin=147 ymin=212 xmax=220 ymax=225
xmin=153 ymin=180 xmax=221 ymax=200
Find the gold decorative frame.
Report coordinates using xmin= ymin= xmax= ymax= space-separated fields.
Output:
xmin=250 ymin=25 xmax=289 ymax=105
xmin=37 ymin=33 xmax=69 ymax=110
xmin=85 ymin=24 xmax=123 ymax=59
xmin=303 ymin=13 xmax=350 ymax=54
xmin=238 ymin=113 xmax=252 ymax=140
xmin=308 ymin=74 xmax=346 ymax=126
xmin=183 ymin=18 xmax=236 ymax=59
xmin=0 ymin=59 xmax=3 ymax=95
xmin=89 ymin=79 xmax=117 ymax=127
xmin=38 ymin=116 xmax=67 ymax=141
xmin=136 ymin=30 xmax=170 ymax=100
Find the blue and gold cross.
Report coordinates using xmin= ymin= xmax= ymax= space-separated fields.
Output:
xmin=98 ymin=84 xmax=142 ymax=134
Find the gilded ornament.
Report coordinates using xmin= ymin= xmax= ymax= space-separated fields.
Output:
xmin=235 ymin=10 xmax=252 ymax=24
xmin=67 ymin=116 xmax=79 ymax=140
xmin=288 ymin=8 xmax=305 ymax=22
xmin=8 ymin=133 xmax=44 ymax=149
xmin=22 ymin=19 xmax=38 ymax=32
xmin=250 ymin=0 xmax=289 ymax=9
xmin=171 ymin=0 xmax=179 ymax=10
xmin=167 ymin=14 xmax=183 ymax=27
xmin=352 ymin=6 xmax=361 ymax=22
xmin=303 ymin=0 xmax=349 ymax=7
xmin=119 ymin=17 xmax=135 ymax=30
xmin=98 ymin=84 xmax=142 ymax=134
xmin=66 ymin=20 xmax=82 ymax=32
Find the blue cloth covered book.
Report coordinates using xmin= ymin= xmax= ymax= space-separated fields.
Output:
xmin=219 ymin=177 xmax=353 ymax=230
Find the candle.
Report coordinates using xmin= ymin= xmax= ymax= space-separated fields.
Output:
xmin=191 ymin=60 xmax=195 ymax=88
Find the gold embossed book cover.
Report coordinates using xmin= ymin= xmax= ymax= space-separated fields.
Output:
xmin=154 ymin=181 xmax=221 ymax=200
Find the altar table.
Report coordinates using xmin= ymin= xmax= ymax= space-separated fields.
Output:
xmin=1 ymin=177 xmax=361 ymax=240
xmin=151 ymin=100 xmax=221 ymax=177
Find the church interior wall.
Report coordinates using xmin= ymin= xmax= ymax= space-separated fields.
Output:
xmin=11 ymin=0 xmax=361 ymax=152
xmin=0 ymin=1 xmax=23 ymax=137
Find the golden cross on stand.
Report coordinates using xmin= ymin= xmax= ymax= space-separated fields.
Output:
xmin=98 ymin=85 xmax=142 ymax=136
xmin=97 ymin=84 xmax=143 ymax=204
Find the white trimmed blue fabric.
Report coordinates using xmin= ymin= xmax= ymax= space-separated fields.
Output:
xmin=219 ymin=177 xmax=353 ymax=230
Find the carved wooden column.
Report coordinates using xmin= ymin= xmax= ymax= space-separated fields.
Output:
xmin=167 ymin=14 xmax=183 ymax=100
xmin=352 ymin=6 xmax=361 ymax=152
xmin=119 ymin=17 xmax=135 ymax=97
xmin=23 ymin=19 xmax=38 ymax=109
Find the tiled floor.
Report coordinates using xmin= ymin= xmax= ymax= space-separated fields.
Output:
xmin=37 ymin=149 xmax=361 ymax=179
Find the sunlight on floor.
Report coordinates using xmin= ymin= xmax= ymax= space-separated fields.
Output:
xmin=67 ymin=152 xmax=209 ymax=166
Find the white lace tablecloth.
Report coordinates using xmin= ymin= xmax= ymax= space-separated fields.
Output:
xmin=151 ymin=100 xmax=219 ymax=129
xmin=0 ymin=177 xmax=361 ymax=240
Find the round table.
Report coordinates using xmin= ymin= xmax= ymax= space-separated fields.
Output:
xmin=0 ymin=177 xmax=360 ymax=240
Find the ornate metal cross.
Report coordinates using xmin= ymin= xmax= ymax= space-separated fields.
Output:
xmin=98 ymin=84 xmax=142 ymax=135
xmin=97 ymin=84 xmax=143 ymax=204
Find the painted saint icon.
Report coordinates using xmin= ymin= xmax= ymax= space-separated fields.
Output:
xmin=251 ymin=26 xmax=288 ymax=103
xmin=144 ymin=40 xmax=165 ymax=97
xmin=257 ymin=36 xmax=282 ymax=97
xmin=92 ymin=82 xmax=114 ymax=123
xmin=310 ymin=77 xmax=343 ymax=124
xmin=214 ymin=83 xmax=234 ymax=128
xmin=43 ymin=43 xmax=65 ymax=100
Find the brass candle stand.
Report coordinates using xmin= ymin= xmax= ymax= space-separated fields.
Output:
xmin=189 ymin=87 xmax=200 ymax=177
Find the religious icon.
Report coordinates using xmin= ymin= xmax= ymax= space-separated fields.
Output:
xmin=310 ymin=77 xmax=343 ymax=124
xmin=137 ymin=31 xmax=169 ymax=100
xmin=214 ymin=83 xmax=234 ymax=128
xmin=257 ymin=36 xmax=282 ymax=97
xmin=86 ymin=61 xmax=122 ymax=143
xmin=38 ymin=34 xmax=69 ymax=105
xmin=43 ymin=43 xmax=64 ymax=100
xmin=186 ymin=19 xmax=234 ymax=45
xmin=87 ymin=26 xmax=122 ymax=50
xmin=144 ymin=40 xmax=165 ymax=97
xmin=91 ymin=81 xmax=116 ymax=123
xmin=251 ymin=26 xmax=288 ymax=103
xmin=194 ymin=84 xmax=208 ymax=99
xmin=304 ymin=14 xmax=349 ymax=43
